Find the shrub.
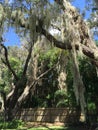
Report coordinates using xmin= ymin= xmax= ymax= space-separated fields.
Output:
xmin=0 ymin=119 xmax=24 ymax=129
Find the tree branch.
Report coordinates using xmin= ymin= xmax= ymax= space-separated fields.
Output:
xmin=13 ymin=64 xmax=56 ymax=114
xmin=0 ymin=43 xmax=18 ymax=80
xmin=22 ymin=42 xmax=33 ymax=76
xmin=9 ymin=4 xmax=98 ymax=66
xmin=36 ymin=64 xmax=56 ymax=80
xmin=38 ymin=27 xmax=98 ymax=60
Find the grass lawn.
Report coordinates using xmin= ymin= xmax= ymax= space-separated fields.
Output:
xmin=28 ymin=126 xmax=83 ymax=130
xmin=25 ymin=122 xmax=87 ymax=130
xmin=28 ymin=126 xmax=65 ymax=130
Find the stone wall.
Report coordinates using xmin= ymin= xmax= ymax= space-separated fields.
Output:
xmin=14 ymin=108 xmax=81 ymax=123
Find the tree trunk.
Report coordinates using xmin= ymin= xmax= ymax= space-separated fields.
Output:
xmin=5 ymin=78 xmax=27 ymax=121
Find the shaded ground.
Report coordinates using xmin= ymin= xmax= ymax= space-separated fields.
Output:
xmin=24 ymin=122 xmax=94 ymax=130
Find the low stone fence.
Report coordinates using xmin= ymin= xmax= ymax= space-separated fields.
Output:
xmin=0 ymin=108 xmax=98 ymax=125
xmin=14 ymin=108 xmax=81 ymax=123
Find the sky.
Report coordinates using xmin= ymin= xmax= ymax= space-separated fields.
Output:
xmin=72 ymin=0 xmax=92 ymax=18
xmin=4 ymin=0 xmax=94 ymax=46
xmin=4 ymin=28 xmax=20 ymax=46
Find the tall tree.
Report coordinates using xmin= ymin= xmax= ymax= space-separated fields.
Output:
xmin=0 ymin=0 xmax=98 ymax=121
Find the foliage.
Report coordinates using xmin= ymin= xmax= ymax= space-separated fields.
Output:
xmin=0 ymin=120 xmax=24 ymax=129
xmin=39 ymin=47 xmax=60 ymax=68
xmin=87 ymin=102 xmax=96 ymax=112
xmin=0 ymin=53 xmax=23 ymax=94
xmin=54 ymin=90 xmax=69 ymax=107
xmin=0 ymin=67 xmax=12 ymax=93
xmin=9 ymin=57 xmax=21 ymax=70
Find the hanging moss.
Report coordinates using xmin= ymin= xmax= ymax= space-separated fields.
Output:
xmin=0 ymin=4 xmax=4 ymax=23
xmin=60 ymin=0 xmax=87 ymax=117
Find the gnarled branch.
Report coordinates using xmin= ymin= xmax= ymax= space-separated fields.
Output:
xmin=0 ymin=43 xmax=18 ymax=80
xmin=6 ymin=2 xmax=98 ymax=67
xmin=22 ymin=42 xmax=33 ymax=76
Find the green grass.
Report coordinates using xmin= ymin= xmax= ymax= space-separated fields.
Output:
xmin=28 ymin=126 xmax=79 ymax=130
xmin=0 ymin=120 xmax=85 ymax=130
xmin=28 ymin=126 xmax=65 ymax=130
